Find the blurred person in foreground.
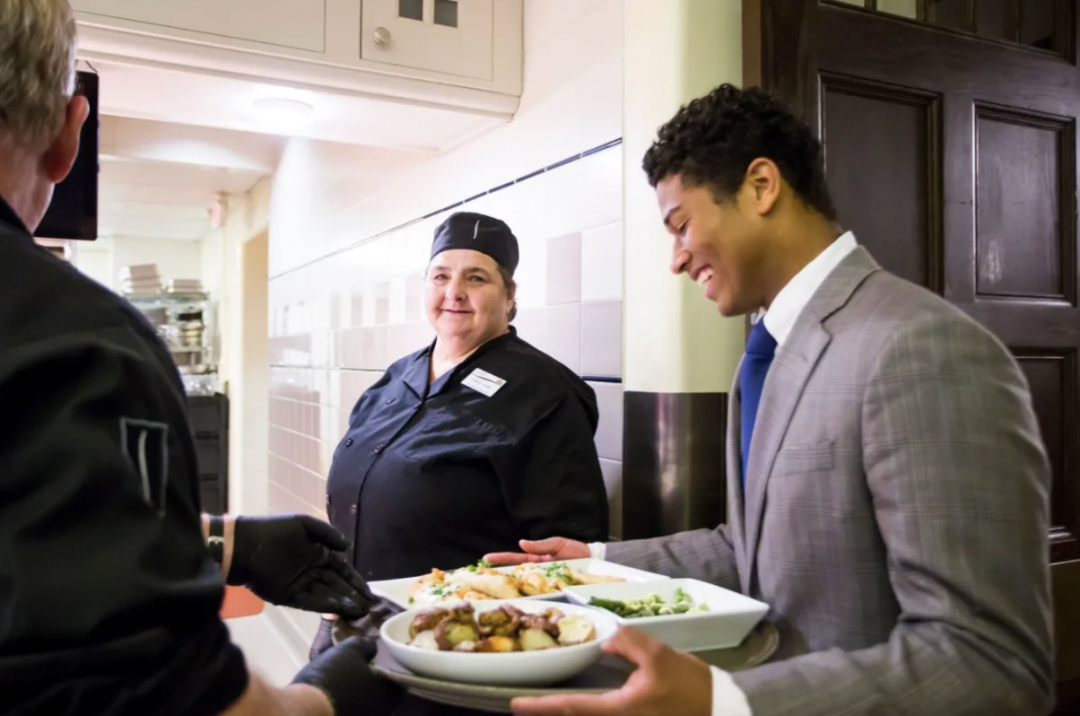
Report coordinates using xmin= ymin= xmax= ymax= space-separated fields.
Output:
xmin=490 ymin=84 xmax=1054 ymax=716
xmin=0 ymin=1 xmax=400 ymax=714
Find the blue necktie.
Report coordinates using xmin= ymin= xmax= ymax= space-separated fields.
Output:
xmin=740 ymin=321 xmax=777 ymax=492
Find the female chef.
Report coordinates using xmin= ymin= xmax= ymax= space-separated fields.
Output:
xmin=312 ymin=212 xmax=609 ymax=651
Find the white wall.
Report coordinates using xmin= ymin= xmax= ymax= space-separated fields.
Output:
xmin=70 ymin=235 xmax=204 ymax=293
xmin=200 ymin=179 xmax=272 ymax=517
xmin=261 ymin=0 xmax=625 ymax=651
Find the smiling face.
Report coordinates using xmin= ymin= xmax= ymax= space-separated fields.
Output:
xmin=657 ymin=161 xmax=781 ymax=317
xmin=424 ymin=249 xmax=514 ymax=348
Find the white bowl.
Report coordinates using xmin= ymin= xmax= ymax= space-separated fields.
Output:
xmin=564 ymin=578 xmax=768 ymax=652
xmin=380 ymin=599 xmax=619 ymax=686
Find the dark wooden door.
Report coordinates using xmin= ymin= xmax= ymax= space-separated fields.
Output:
xmin=745 ymin=0 xmax=1080 ymax=710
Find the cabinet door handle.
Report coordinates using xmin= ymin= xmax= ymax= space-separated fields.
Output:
xmin=373 ymin=26 xmax=391 ymax=46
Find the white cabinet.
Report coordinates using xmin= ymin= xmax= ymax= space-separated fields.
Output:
xmin=361 ymin=0 xmax=494 ymax=81
xmin=73 ymin=0 xmax=327 ymax=53
xmin=72 ymin=0 xmax=522 ymax=117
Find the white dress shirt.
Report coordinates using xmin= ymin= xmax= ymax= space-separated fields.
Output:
xmin=589 ymin=232 xmax=860 ymax=715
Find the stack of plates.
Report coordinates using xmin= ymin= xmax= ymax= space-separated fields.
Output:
xmin=120 ymin=264 xmax=161 ymax=297
xmin=166 ymin=278 xmax=204 ymax=294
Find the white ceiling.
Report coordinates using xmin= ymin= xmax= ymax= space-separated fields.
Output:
xmin=98 ymin=155 xmax=265 ymax=241
xmin=89 ymin=59 xmax=505 ymax=154
xmin=96 ymin=115 xmax=278 ymax=241
xmin=82 ymin=58 xmax=507 ymax=243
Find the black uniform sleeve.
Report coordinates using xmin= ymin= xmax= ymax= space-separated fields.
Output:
xmin=0 ymin=329 xmax=248 ymax=716
xmin=496 ymin=393 xmax=610 ymax=544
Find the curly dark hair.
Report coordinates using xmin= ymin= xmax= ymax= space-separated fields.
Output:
xmin=642 ymin=84 xmax=836 ymax=221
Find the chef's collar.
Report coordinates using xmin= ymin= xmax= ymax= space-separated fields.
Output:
xmin=0 ymin=193 xmax=31 ymax=238
xmin=403 ymin=327 xmax=518 ymax=400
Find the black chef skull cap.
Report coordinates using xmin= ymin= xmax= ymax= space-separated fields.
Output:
xmin=429 ymin=211 xmax=520 ymax=277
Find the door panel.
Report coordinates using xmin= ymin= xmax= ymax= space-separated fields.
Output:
xmin=749 ymin=0 xmax=1080 ymax=709
xmin=821 ymin=76 xmax=940 ymax=289
xmin=974 ymin=107 xmax=1070 ymax=301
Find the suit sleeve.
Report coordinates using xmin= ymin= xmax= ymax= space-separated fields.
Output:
xmin=604 ymin=526 xmax=740 ymax=590
xmin=0 ymin=330 xmax=248 ymax=716
xmin=496 ymin=392 xmax=610 ymax=544
xmin=729 ymin=315 xmax=1055 ymax=716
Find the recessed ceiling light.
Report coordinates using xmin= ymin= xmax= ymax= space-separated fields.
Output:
xmin=252 ymin=97 xmax=314 ymax=132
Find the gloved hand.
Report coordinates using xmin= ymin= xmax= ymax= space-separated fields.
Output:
xmin=309 ymin=617 xmax=336 ymax=662
xmin=228 ymin=514 xmax=376 ymax=619
xmin=293 ymin=637 xmax=404 ymax=716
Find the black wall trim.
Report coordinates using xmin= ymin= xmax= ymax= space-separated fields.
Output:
xmin=622 ymin=391 xmax=728 ymax=539
xmin=581 ymin=375 xmax=622 ymax=384
xmin=270 ymin=138 xmax=624 ymax=281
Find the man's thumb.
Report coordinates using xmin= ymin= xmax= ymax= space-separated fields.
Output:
xmin=602 ymin=626 xmax=663 ymax=666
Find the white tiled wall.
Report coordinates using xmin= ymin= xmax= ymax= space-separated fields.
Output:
xmin=265 ymin=0 xmax=626 ymax=542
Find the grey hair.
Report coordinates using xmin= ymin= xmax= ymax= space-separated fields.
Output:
xmin=0 ymin=0 xmax=78 ymax=151
xmin=497 ymin=266 xmax=518 ymax=322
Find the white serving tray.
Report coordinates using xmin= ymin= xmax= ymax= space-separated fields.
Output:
xmin=370 ymin=558 xmax=670 ymax=610
xmin=564 ymin=578 xmax=769 ymax=652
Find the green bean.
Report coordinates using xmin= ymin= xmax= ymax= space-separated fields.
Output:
xmin=588 ymin=590 xmax=709 ymax=619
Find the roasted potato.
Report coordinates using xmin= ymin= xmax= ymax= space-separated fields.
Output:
xmin=409 ymin=630 xmax=441 ymax=651
xmin=543 ymin=607 xmax=565 ymax=624
xmin=434 ymin=617 xmax=481 ymax=651
xmin=519 ymin=627 xmax=558 ymax=651
xmin=475 ymin=635 xmax=519 ymax=653
xmin=446 ymin=602 xmax=476 ymax=621
xmin=556 ymin=615 xmax=597 ymax=646
xmin=520 ymin=614 xmax=559 ymax=638
xmin=478 ymin=605 xmax=522 ymax=637
xmin=453 ymin=640 xmax=478 ymax=652
xmin=409 ymin=608 xmax=451 ymax=639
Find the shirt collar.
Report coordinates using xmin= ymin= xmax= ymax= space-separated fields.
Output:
xmin=762 ymin=231 xmax=859 ymax=347
xmin=404 ymin=326 xmax=518 ymax=399
xmin=0 ymin=193 xmax=31 ymax=238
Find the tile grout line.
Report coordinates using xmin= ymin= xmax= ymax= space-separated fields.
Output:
xmin=267 ymin=138 xmax=623 ymax=282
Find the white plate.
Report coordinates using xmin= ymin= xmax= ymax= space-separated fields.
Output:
xmin=369 ymin=558 xmax=670 ymax=610
xmin=380 ymin=599 xmax=620 ymax=686
xmin=564 ymin=578 xmax=769 ymax=652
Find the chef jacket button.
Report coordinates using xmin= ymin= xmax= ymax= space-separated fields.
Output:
xmin=386 ymin=397 xmax=396 ymax=405
xmin=350 ymin=503 xmax=358 ymax=515
xmin=344 ymin=438 xmax=354 ymax=447
xmin=373 ymin=443 xmax=385 ymax=454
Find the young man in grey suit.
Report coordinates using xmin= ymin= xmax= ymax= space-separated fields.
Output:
xmin=489 ymin=84 xmax=1054 ymax=716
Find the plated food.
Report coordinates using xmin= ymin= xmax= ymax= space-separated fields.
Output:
xmin=408 ymin=559 xmax=626 ymax=606
xmin=380 ymin=598 xmax=620 ymax=687
xmin=588 ymin=587 xmax=709 ymax=618
xmin=407 ymin=602 xmax=597 ymax=653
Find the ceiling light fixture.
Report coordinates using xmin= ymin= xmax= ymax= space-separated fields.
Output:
xmin=252 ymin=97 xmax=315 ymax=133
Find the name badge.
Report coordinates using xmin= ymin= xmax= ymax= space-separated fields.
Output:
xmin=462 ymin=368 xmax=506 ymax=397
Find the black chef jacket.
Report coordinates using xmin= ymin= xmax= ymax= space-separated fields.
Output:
xmin=327 ymin=328 xmax=610 ymax=581
xmin=0 ymin=197 xmax=247 ymax=715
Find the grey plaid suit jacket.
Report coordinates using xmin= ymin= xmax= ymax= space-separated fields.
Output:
xmin=605 ymin=247 xmax=1055 ymax=716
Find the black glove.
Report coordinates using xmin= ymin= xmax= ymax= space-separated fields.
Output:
xmin=293 ymin=637 xmax=404 ymax=716
xmin=228 ymin=514 xmax=376 ymax=619
xmin=310 ymin=617 xmax=336 ymax=662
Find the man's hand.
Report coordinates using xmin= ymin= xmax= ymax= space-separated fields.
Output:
xmin=511 ymin=627 xmax=712 ymax=716
xmin=293 ymin=637 xmax=404 ymax=716
xmin=485 ymin=537 xmax=591 ymax=566
xmin=229 ymin=514 xmax=375 ymax=619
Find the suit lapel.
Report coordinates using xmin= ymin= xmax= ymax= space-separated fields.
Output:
xmin=726 ymin=356 xmax=750 ymax=592
xmin=742 ymin=247 xmax=881 ymax=586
